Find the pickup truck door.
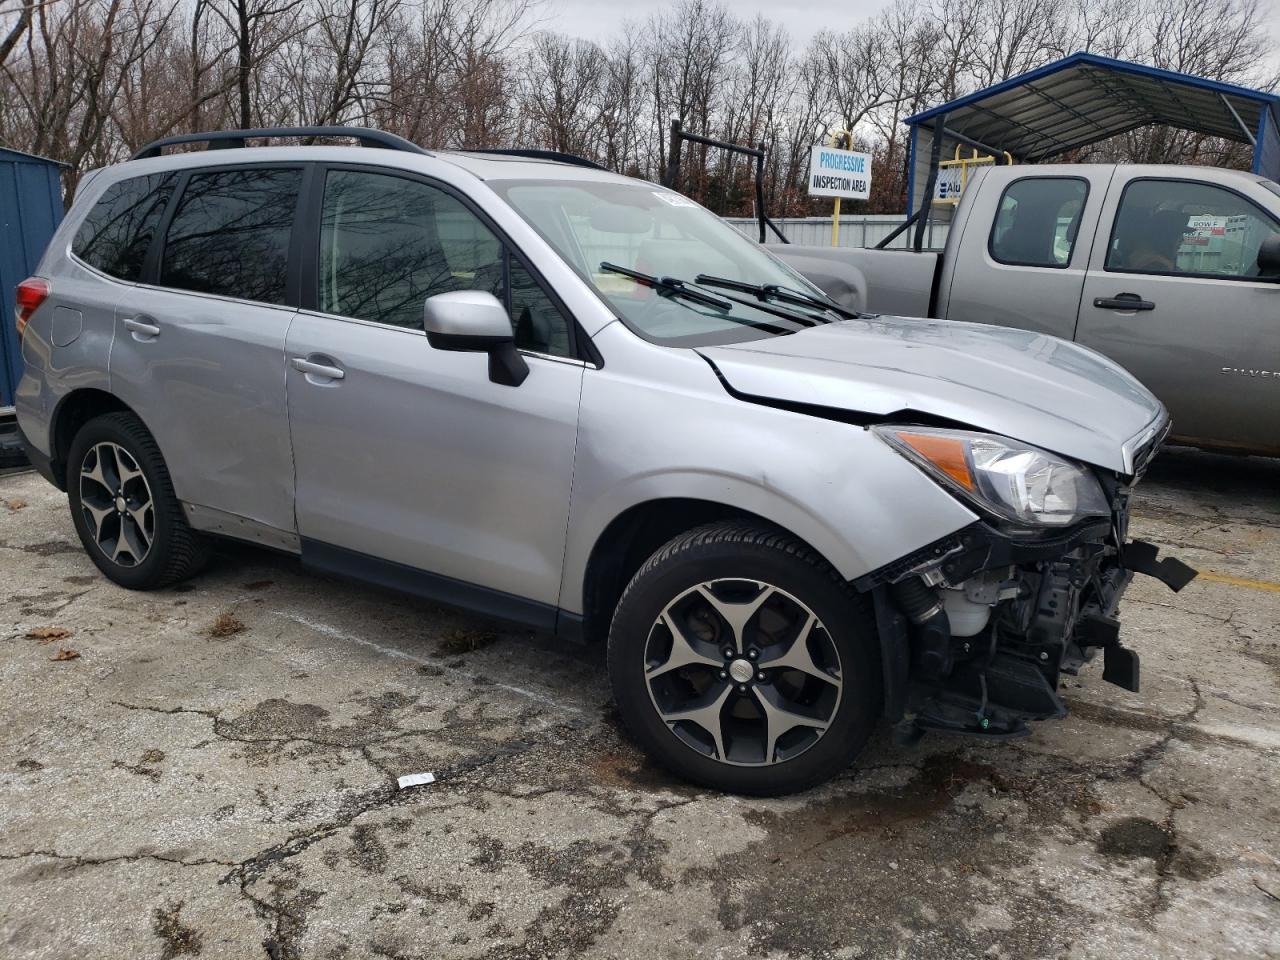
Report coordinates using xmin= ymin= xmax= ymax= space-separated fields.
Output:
xmin=940 ymin=171 xmax=1104 ymax=337
xmin=1076 ymin=175 xmax=1280 ymax=452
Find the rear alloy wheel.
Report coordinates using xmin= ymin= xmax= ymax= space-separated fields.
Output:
xmin=67 ymin=412 xmax=210 ymax=589
xmin=78 ymin=441 xmax=155 ymax=568
xmin=608 ymin=522 xmax=880 ymax=795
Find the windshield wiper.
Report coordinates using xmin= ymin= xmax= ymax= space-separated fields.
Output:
xmin=693 ymin=275 xmax=858 ymax=320
xmin=600 ymin=262 xmax=732 ymax=310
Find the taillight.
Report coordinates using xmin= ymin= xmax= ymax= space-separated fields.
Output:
xmin=15 ymin=278 xmax=50 ymax=340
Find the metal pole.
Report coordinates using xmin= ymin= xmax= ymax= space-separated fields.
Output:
xmin=828 ymin=130 xmax=852 ymax=247
xmin=666 ymin=119 xmax=682 ymax=190
xmin=755 ymin=145 xmax=766 ymax=244
xmin=913 ymin=115 xmax=946 ymax=253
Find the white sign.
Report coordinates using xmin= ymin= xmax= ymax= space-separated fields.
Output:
xmin=808 ymin=145 xmax=872 ymax=200
xmin=1186 ymin=215 xmax=1227 ymax=237
xmin=934 ymin=166 xmax=965 ymax=202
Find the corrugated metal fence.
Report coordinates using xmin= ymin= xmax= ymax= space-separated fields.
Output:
xmin=723 ymin=214 xmax=950 ymax=250
xmin=0 ymin=148 xmax=64 ymax=409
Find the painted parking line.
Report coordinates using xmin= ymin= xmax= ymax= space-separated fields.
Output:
xmin=1197 ymin=571 xmax=1280 ymax=594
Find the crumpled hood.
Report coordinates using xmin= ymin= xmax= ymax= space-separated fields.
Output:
xmin=697 ymin=315 xmax=1166 ymax=473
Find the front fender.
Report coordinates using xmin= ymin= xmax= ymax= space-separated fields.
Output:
xmin=558 ymin=325 xmax=978 ymax=614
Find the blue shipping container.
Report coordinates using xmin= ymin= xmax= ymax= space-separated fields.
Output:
xmin=0 ymin=147 xmax=64 ymax=408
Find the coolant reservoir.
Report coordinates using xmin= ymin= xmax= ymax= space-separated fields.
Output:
xmin=939 ymin=588 xmax=991 ymax=637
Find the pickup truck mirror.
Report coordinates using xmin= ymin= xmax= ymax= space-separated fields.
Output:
xmin=1257 ymin=234 xmax=1280 ymax=278
xmin=423 ymin=290 xmax=529 ymax=387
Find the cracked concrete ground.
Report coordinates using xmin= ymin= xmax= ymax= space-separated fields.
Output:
xmin=1 ymin=447 xmax=1278 ymax=960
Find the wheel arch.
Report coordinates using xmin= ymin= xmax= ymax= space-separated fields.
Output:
xmin=47 ymin=388 xmax=139 ymax=489
xmin=574 ymin=496 xmax=848 ymax=645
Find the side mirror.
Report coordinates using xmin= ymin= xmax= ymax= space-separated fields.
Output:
xmin=1257 ymin=234 xmax=1280 ymax=278
xmin=423 ymin=290 xmax=528 ymax=387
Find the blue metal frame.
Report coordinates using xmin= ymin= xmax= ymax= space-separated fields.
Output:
xmin=904 ymin=52 xmax=1280 ymax=127
xmin=904 ymin=52 xmax=1280 ymax=197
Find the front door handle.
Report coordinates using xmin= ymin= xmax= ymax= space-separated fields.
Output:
xmin=122 ymin=317 xmax=161 ymax=337
xmin=1093 ymin=293 xmax=1155 ymax=312
xmin=292 ymin=356 xmax=345 ymax=380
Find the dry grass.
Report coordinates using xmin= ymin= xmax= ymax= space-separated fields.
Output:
xmin=434 ymin=628 xmax=498 ymax=656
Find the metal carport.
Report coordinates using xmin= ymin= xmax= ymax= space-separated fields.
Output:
xmin=903 ymin=52 xmax=1280 ymax=217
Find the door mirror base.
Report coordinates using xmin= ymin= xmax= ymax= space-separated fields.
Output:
xmin=488 ymin=341 xmax=530 ymax=387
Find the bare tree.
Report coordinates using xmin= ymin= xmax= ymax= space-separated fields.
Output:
xmin=521 ymin=31 xmax=607 ymax=156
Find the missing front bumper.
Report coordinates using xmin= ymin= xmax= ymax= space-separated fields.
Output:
xmin=865 ymin=522 xmax=1197 ymax=740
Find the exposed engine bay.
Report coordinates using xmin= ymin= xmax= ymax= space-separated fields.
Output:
xmin=858 ymin=474 xmax=1198 ymax=740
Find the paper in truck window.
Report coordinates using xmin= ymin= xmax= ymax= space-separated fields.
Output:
xmin=652 ymin=191 xmax=697 ymax=208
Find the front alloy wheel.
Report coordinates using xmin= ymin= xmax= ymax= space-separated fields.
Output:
xmin=609 ymin=521 xmax=881 ymax=795
xmin=644 ymin=579 xmax=843 ymax=766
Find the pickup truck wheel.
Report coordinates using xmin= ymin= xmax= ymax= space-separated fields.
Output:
xmin=66 ymin=412 xmax=210 ymax=590
xmin=607 ymin=522 xmax=880 ymax=795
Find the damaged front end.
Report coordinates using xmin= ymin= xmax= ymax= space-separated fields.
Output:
xmin=858 ymin=422 xmax=1196 ymax=741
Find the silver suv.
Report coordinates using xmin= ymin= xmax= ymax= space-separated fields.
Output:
xmin=15 ymin=127 xmax=1193 ymax=795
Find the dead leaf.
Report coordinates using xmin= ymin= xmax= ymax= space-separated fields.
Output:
xmin=6 ymin=498 xmax=27 ymax=512
xmin=27 ymin=627 xmax=72 ymax=644
xmin=208 ymin=612 xmax=246 ymax=638
xmin=49 ymin=648 xmax=80 ymax=662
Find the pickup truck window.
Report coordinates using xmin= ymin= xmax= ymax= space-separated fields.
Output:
xmin=1105 ymin=178 xmax=1280 ymax=280
xmin=989 ymin=177 xmax=1087 ymax=269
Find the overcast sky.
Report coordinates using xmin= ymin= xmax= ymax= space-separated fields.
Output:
xmin=540 ymin=0 xmax=894 ymax=45
xmin=541 ymin=0 xmax=1280 ymax=75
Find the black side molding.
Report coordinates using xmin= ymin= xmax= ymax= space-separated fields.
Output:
xmin=300 ymin=539 xmax=558 ymax=632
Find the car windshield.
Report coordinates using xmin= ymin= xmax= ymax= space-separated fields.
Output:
xmin=490 ymin=178 xmax=835 ymax=346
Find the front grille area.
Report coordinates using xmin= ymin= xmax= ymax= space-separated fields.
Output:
xmin=1130 ymin=417 xmax=1171 ymax=483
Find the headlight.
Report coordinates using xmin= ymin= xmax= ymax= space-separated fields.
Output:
xmin=874 ymin=426 xmax=1110 ymax=527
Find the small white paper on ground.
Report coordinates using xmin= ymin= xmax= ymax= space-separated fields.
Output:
xmin=397 ymin=772 xmax=436 ymax=789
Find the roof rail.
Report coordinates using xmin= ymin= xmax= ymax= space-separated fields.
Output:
xmin=461 ymin=148 xmax=604 ymax=170
xmin=131 ymin=126 xmax=430 ymax=160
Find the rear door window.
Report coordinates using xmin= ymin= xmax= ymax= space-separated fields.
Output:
xmin=1106 ymin=179 xmax=1280 ymax=279
xmin=989 ymin=177 xmax=1088 ymax=268
xmin=72 ymin=173 xmax=177 ymax=281
xmin=160 ymin=168 xmax=302 ymax=305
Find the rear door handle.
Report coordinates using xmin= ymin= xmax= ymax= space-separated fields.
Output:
xmin=122 ymin=317 xmax=161 ymax=337
xmin=1093 ymin=293 xmax=1155 ymax=312
xmin=292 ymin=357 xmax=345 ymax=380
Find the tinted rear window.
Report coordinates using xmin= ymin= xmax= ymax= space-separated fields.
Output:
xmin=989 ymin=177 xmax=1088 ymax=268
xmin=160 ymin=168 xmax=302 ymax=305
xmin=72 ymin=173 xmax=176 ymax=281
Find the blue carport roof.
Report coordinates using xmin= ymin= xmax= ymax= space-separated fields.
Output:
xmin=903 ymin=52 xmax=1280 ymax=161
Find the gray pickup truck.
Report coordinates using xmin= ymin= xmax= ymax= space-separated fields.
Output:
xmin=774 ymin=164 xmax=1280 ymax=456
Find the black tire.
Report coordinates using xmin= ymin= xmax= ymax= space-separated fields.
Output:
xmin=66 ymin=412 xmax=210 ymax=589
xmin=607 ymin=521 xmax=881 ymax=796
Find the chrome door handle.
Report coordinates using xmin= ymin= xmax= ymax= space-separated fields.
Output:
xmin=1093 ymin=293 xmax=1155 ymax=311
xmin=292 ymin=357 xmax=345 ymax=380
xmin=122 ymin=317 xmax=161 ymax=337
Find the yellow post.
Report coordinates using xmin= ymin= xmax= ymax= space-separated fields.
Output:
xmin=829 ymin=129 xmax=852 ymax=247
